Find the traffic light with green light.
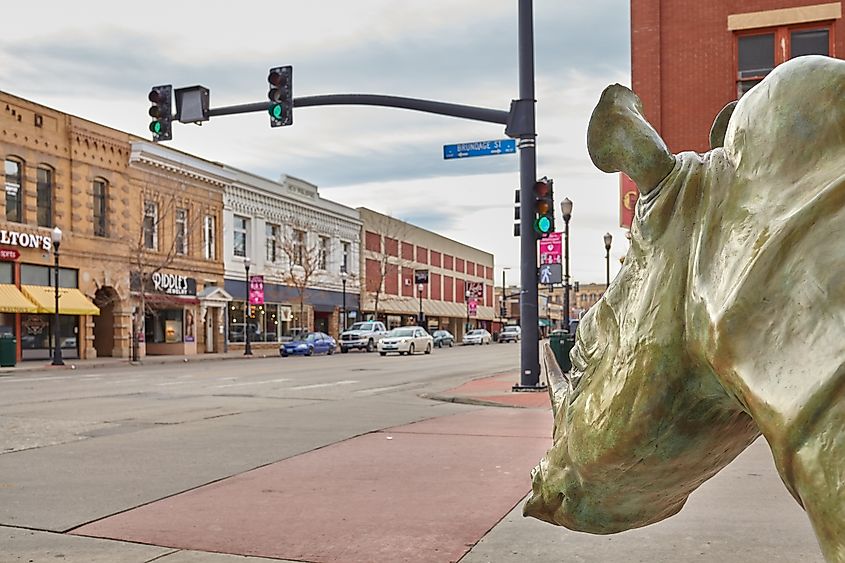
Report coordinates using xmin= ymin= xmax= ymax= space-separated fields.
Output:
xmin=268 ymin=66 xmax=293 ymax=127
xmin=533 ymin=178 xmax=555 ymax=237
xmin=148 ymin=85 xmax=172 ymax=142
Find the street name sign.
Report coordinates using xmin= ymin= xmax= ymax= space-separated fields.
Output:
xmin=443 ymin=139 xmax=516 ymax=160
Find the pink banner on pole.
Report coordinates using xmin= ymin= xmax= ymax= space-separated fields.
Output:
xmin=468 ymin=299 xmax=478 ymax=317
xmin=539 ymin=232 xmax=562 ymax=265
xmin=249 ymin=275 xmax=264 ymax=305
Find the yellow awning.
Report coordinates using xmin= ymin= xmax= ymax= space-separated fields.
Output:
xmin=21 ymin=285 xmax=100 ymax=316
xmin=0 ymin=284 xmax=39 ymax=313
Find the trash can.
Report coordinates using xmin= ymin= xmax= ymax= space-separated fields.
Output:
xmin=549 ymin=330 xmax=575 ymax=373
xmin=0 ymin=333 xmax=16 ymax=367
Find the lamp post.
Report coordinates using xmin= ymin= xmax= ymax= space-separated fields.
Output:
xmin=243 ymin=257 xmax=253 ymax=356
xmin=561 ymin=198 xmax=573 ymax=333
xmin=603 ymin=232 xmax=613 ymax=287
xmin=340 ymin=268 xmax=348 ymax=332
xmin=51 ymin=226 xmax=64 ymax=366
xmin=465 ymin=289 xmax=471 ymax=334
xmin=500 ymin=266 xmax=510 ymax=326
xmin=417 ymin=283 xmax=424 ymax=326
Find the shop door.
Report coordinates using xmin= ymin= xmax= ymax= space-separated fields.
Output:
xmin=205 ymin=309 xmax=215 ymax=353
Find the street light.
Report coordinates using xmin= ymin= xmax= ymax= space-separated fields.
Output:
xmin=340 ymin=268 xmax=348 ymax=332
xmin=465 ymin=289 xmax=472 ymax=334
xmin=243 ymin=257 xmax=253 ymax=356
xmin=417 ymin=283 xmax=424 ymax=326
xmin=561 ymin=198 xmax=573 ymax=332
xmin=51 ymin=226 xmax=64 ymax=366
xmin=500 ymin=266 xmax=511 ymax=326
xmin=603 ymin=232 xmax=613 ymax=287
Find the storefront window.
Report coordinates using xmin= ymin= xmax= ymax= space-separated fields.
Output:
xmin=228 ymin=300 xmax=246 ymax=342
xmin=0 ymin=262 xmax=12 ymax=284
xmin=21 ymin=313 xmax=78 ymax=360
xmin=20 ymin=264 xmax=77 ymax=288
xmin=145 ymin=309 xmax=184 ymax=344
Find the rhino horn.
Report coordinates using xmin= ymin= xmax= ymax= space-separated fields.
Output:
xmin=587 ymin=84 xmax=675 ymax=195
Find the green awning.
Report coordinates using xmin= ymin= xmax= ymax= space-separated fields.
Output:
xmin=539 ymin=319 xmax=554 ymax=327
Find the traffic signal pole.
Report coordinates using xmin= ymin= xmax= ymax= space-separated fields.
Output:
xmin=513 ymin=0 xmax=543 ymax=390
xmin=154 ymin=0 xmax=545 ymax=391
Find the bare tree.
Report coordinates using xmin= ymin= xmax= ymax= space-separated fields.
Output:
xmin=278 ymin=220 xmax=323 ymax=332
xmin=126 ymin=182 xmax=208 ymax=361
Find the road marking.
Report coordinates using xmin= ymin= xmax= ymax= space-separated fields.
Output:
xmin=0 ymin=375 xmax=74 ymax=383
xmin=157 ymin=381 xmax=186 ymax=386
xmin=288 ymin=380 xmax=358 ymax=391
xmin=214 ymin=378 xmax=289 ymax=389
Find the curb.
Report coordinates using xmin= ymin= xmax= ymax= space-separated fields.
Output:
xmin=0 ymin=352 xmax=281 ymax=377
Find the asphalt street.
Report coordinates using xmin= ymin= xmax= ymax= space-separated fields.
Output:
xmin=0 ymin=344 xmax=826 ymax=562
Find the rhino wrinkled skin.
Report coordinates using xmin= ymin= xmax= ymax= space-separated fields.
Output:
xmin=524 ymin=56 xmax=845 ymax=562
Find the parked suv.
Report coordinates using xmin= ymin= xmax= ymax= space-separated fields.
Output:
xmin=499 ymin=325 xmax=522 ymax=343
xmin=339 ymin=321 xmax=387 ymax=353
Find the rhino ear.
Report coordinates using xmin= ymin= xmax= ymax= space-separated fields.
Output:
xmin=587 ymin=84 xmax=675 ymax=195
xmin=709 ymin=101 xmax=738 ymax=149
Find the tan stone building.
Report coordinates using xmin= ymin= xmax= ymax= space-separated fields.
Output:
xmin=358 ymin=207 xmax=495 ymax=340
xmin=0 ymin=91 xmax=226 ymax=363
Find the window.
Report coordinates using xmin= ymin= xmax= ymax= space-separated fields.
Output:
xmin=293 ymin=229 xmax=306 ymax=266
xmin=319 ymin=236 xmax=329 ymax=270
xmin=175 ymin=208 xmax=188 ymax=255
xmin=143 ymin=201 xmax=158 ymax=250
xmin=5 ymin=159 xmax=23 ymax=223
xmin=36 ymin=166 xmax=53 ymax=228
xmin=233 ymin=215 xmax=248 ymax=258
xmin=266 ymin=223 xmax=278 ymax=262
xmin=341 ymin=241 xmax=351 ymax=273
xmin=203 ymin=214 xmax=216 ymax=260
xmin=93 ymin=179 xmax=108 ymax=237
xmin=737 ymin=24 xmax=831 ymax=97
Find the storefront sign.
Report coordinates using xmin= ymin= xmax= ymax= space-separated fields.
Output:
xmin=466 ymin=281 xmax=484 ymax=300
xmin=131 ymin=272 xmax=197 ymax=296
xmin=0 ymin=229 xmax=52 ymax=251
xmin=414 ymin=269 xmax=429 ymax=284
xmin=0 ymin=248 xmax=20 ymax=261
xmin=151 ymin=272 xmax=196 ymax=296
xmin=249 ymin=275 xmax=264 ymax=305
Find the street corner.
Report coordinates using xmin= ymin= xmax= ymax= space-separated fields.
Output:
xmin=426 ymin=372 xmax=551 ymax=409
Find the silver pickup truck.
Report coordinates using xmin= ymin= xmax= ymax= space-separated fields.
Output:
xmin=339 ymin=321 xmax=387 ymax=353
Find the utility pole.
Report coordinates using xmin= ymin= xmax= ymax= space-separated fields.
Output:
xmin=513 ymin=0 xmax=544 ymax=390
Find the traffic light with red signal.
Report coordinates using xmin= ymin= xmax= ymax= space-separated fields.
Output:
xmin=148 ymin=85 xmax=172 ymax=142
xmin=533 ymin=178 xmax=555 ymax=237
xmin=268 ymin=66 xmax=293 ymax=127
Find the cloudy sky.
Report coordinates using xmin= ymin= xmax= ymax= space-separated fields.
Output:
xmin=0 ymin=0 xmax=630 ymax=286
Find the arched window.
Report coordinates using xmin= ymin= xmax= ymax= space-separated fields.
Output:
xmin=36 ymin=165 xmax=54 ymax=228
xmin=4 ymin=158 xmax=23 ymax=223
xmin=93 ymin=178 xmax=108 ymax=237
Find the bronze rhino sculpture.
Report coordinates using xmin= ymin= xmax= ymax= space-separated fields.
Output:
xmin=524 ymin=55 xmax=845 ymax=562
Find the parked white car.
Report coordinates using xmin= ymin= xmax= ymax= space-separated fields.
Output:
xmin=463 ymin=329 xmax=492 ymax=345
xmin=378 ymin=327 xmax=433 ymax=356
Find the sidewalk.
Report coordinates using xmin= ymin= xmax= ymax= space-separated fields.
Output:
xmin=0 ymin=349 xmax=280 ymax=375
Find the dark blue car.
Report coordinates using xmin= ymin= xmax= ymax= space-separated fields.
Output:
xmin=280 ymin=332 xmax=336 ymax=357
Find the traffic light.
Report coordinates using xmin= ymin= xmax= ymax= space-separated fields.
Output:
xmin=148 ymin=85 xmax=172 ymax=142
xmin=267 ymin=66 xmax=293 ymax=127
xmin=533 ymin=178 xmax=555 ymax=237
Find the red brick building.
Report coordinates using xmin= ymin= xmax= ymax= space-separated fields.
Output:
xmin=631 ymin=1 xmax=842 ymax=153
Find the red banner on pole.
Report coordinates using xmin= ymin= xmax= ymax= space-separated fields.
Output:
xmin=249 ymin=275 xmax=264 ymax=305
